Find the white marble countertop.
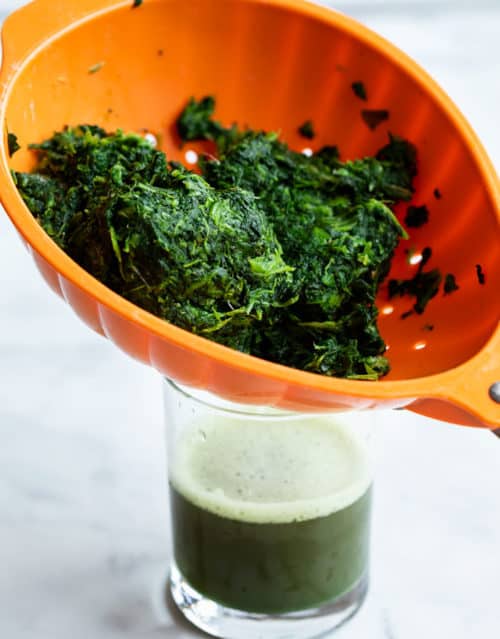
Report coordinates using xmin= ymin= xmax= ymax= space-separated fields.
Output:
xmin=1 ymin=1 xmax=499 ymax=638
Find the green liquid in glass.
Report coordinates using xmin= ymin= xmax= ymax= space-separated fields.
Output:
xmin=170 ymin=484 xmax=371 ymax=614
xmin=170 ymin=416 xmax=372 ymax=614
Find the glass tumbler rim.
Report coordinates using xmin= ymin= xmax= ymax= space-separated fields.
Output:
xmin=164 ymin=378 xmax=332 ymax=421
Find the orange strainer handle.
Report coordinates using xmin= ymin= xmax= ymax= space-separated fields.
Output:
xmin=408 ymin=327 xmax=500 ymax=429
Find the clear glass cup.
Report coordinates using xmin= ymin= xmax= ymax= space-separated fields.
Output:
xmin=164 ymin=379 xmax=374 ymax=639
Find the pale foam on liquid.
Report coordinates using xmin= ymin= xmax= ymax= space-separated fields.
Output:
xmin=171 ymin=416 xmax=372 ymax=524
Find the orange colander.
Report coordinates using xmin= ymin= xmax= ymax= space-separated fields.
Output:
xmin=0 ymin=0 xmax=499 ymax=428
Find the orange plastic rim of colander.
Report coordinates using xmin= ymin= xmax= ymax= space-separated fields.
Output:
xmin=0 ymin=0 xmax=498 ymax=428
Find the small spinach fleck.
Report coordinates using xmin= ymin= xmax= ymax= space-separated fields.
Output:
xmin=351 ymin=81 xmax=367 ymax=101
xmin=361 ymin=109 xmax=389 ymax=130
xmin=88 ymin=61 xmax=105 ymax=74
xmin=405 ymin=204 xmax=429 ymax=228
xmin=475 ymin=264 xmax=485 ymax=285
xmin=390 ymin=247 xmax=442 ymax=316
xmin=7 ymin=132 xmax=20 ymax=157
xmin=443 ymin=273 xmax=459 ymax=295
xmin=298 ymin=120 xmax=315 ymax=139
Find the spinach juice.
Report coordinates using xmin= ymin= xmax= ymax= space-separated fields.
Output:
xmin=169 ymin=416 xmax=372 ymax=614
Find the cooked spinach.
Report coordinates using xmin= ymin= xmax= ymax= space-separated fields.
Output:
xmin=14 ymin=126 xmax=295 ymax=351
xmin=298 ymin=120 xmax=315 ymax=139
xmin=176 ymin=96 xmax=230 ymax=143
xmin=15 ymin=97 xmax=423 ymax=379
xmin=7 ymin=132 xmax=20 ymax=157
xmin=405 ymin=204 xmax=429 ymax=228
xmin=389 ymin=247 xmax=442 ymax=315
xmin=475 ymin=264 xmax=485 ymax=285
xmin=88 ymin=62 xmax=105 ymax=74
xmin=443 ymin=273 xmax=459 ymax=295
xmin=361 ymin=109 xmax=389 ymax=130
xmin=351 ymin=81 xmax=367 ymax=101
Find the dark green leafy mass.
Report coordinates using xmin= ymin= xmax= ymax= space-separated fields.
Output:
xmin=14 ymin=126 xmax=294 ymax=350
xmin=15 ymin=97 xmax=421 ymax=379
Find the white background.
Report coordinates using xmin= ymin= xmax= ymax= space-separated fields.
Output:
xmin=0 ymin=1 xmax=499 ymax=638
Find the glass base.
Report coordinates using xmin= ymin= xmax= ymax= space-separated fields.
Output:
xmin=169 ymin=562 xmax=368 ymax=639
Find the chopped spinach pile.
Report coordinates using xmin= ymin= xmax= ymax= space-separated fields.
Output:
xmin=15 ymin=97 xmax=422 ymax=379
